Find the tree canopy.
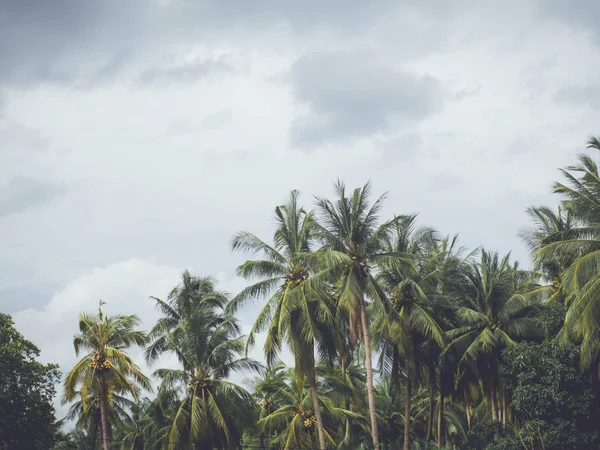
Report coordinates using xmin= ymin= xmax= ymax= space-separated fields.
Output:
xmin=8 ymin=136 xmax=600 ymax=449
xmin=0 ymin=313 xmax=60 ymax=449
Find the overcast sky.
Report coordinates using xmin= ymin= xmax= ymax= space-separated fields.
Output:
xmin=2 ymin=0 xmax=600 ymax=419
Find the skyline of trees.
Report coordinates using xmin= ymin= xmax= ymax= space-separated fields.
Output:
xmin=5 ymin=137 xmax=600 ymax=449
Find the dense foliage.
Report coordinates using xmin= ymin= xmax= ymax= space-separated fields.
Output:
xmin=7 ymin=137 xmax=600 ymax=449
xmin=0 ymin=313 xmax=60 ymax=449
xmin=500 ymin=341 xmax=600 ymax=449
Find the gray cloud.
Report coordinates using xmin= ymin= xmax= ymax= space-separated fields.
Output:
xmin=289 ymin=52 xmax=444 ymax=147
xmin=0 ymin=176 xmax=65 ymax=216
xmin=138 ymin=56 xmax=237 ymax=87
xmin=541 ymin=0 xmax=600 ymax=39
xmin=0 ymin=0 xmax=400 ymax=89
xmin=379 ymin=133 xmax=424 ymax=163
xmin=0 ymin=124 xmax=50 ymax=155
xmin=0 ymin=1 xmax=135 ymax=87
xmin=554 ymin=83 xmax=600 ymax=109
xmin=0 ymin=284 xmax=56 ymax=313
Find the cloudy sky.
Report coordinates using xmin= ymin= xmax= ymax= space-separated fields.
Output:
xmin=2 ymin=0 xmax=599 ymax=418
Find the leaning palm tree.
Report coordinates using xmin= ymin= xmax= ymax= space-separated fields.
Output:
xmin=534 ymin=137 xmax=600 ymax=372
xmin=521 ymin=205 xmax=577 ymax=281
xmin=229 ymin=190 xmax=334 ymax=450
xmin=443 ymin=251 xmax=542 ymax=425
xmin=64 ymin=302 xmax=151 ymax=450
xmin=311 ymin=180 xmax=408 ymax=447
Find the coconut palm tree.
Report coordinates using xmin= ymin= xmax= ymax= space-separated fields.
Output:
xmin=146 ymin=271 xmax=254 ymax=447
xmin=424 ymin=235 xmax=473 ymax=445
xmin=374 ymin=377 xmax=405 ymax=448
xmin=145 ymin=271 xmax=230 ymax=364
xmin=63 ymin=302 xmax=150 ymax=450
xmin=63 ymin=380 xmax=135 ymax=446
xmin=443 ymin=251 xmax=542 ymax=425
xmin=311 ymin=181 xmax=410 ymax=448
xmin=257 ymin=364 xmax=359 ymax=449
xmin=229 ymin=190 xmax=334 ymax=450
xmin=316 ymin=359 xmax=368 ymax=448
xmin=115 ymin=397 xmax=155 ymax=450
xmin=532 ymin=137 xmax=600 ymax=372
xmin=521 ymin=205 xmax=577 ymax=281
xmin=374 ymin=215 xmax=445 ymax=450
xmin=149 ymin=277 xmax=261 ymax=448
xmin=134 ymin=388 xmax=180 ymax=450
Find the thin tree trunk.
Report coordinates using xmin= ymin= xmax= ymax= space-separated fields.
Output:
xmin=426 ymin=389 xmax=435 ymax=441
xmin=499 ymin=385 xmax=504 ymax=427
xmin=464 ymin=390 xmax=471 ymax=430
xmin=359 ymin=297 xmax=380 ymax=448
xmin=309 ymin=375 xmax=327 ymax=450
xmin=345 ymin=416 xmax=351 ymax=446
xmin=96 ymin=375 xmax=111 ymax=450
xmin=341 ymin=358 xmax=352 ymax=448
xmin=501 ymin=387 xmax=507 ymax=429
xmin=404 ymin=377 xmax=412 ymax=450
xmin=490 ymin=379 xmax=498 ymax=422
xmin=437 ymin=383 xmax=444 ymax=447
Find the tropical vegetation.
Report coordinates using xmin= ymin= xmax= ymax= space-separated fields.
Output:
xmin=6 ymin=137 xmax=600 ymax=448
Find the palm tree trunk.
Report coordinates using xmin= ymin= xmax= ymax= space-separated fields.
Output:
xmin=96 ymin=374 xmax=111 ymax=450
xmin=309 ymin=375 xmax=327 ymax=450
xmin=437 ymin=383 xmax=444 ymax=447
xmin=404 ymin=377 xmax=412 ymax=450
xmin=345 ymin=415 xmax=351 ymax=445
xmin=359 ymin=296 xmax=380 ymax=448
xmin=501 ymin=387 xmax=507 ymax=429
xmin=344 ymin=362 xmax=358 ymax=449
xmin=490 ymin=379 xmax=498 ymax=422
xmin=464 ymin=390 xmax=471 ymax=430
xmin=340 ymin=358 xmax=352 ymax=448
xmin=426 ymin=389 xmax=435 ymax=441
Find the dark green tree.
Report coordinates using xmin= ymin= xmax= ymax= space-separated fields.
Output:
xmin=498 ymin=341 xmax=600 ymax=450
xmin=0 ymin=313 xmax=60 ymax=449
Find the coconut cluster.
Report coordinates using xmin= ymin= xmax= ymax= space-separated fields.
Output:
xmin=294 ymin=407 xmax=317 ymax=429
xmin=90 ymin=353 xmax=110 ymax=371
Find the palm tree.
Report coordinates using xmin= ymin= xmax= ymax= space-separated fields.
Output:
xmin=257 ymin=364 xmax=358 ymax=449
xmin=374 ymin=377 xmax=405 ymax=449
xmin=311 ymin=181 xmax=408 ymax=448
xmin=521 ymin=205 xmax=577 ymax=281
xmin=145 ymin=271 xmax=229 ymax=364
xmin=52 ymin=429 xmax=79 ymax=450
xmin=444 ymin=251 xmax=542 ymax=425
xmin=229 ymin=190 xmax=334 ymax=450
xmin=64 ymin=302 xmax=150 ymax=450
xmin=148 ymin=277 xmax=261 ymax=448
xmin=316 ymin=360 xmax=368 ymax=448
xmin=63 ymin=380 xmax=135 ymax=446
xmin=374 ymin=215 xmax=445 ymax=450
xmin=424 ymin=235 xmax=472 ymax=445
xmin=116 ymin=397 xmax=154 ymax=450
xmin=136 ymin=388 xmax=180 ymax=450
xmin=532 ymin=137 xmax=600 ymax=372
